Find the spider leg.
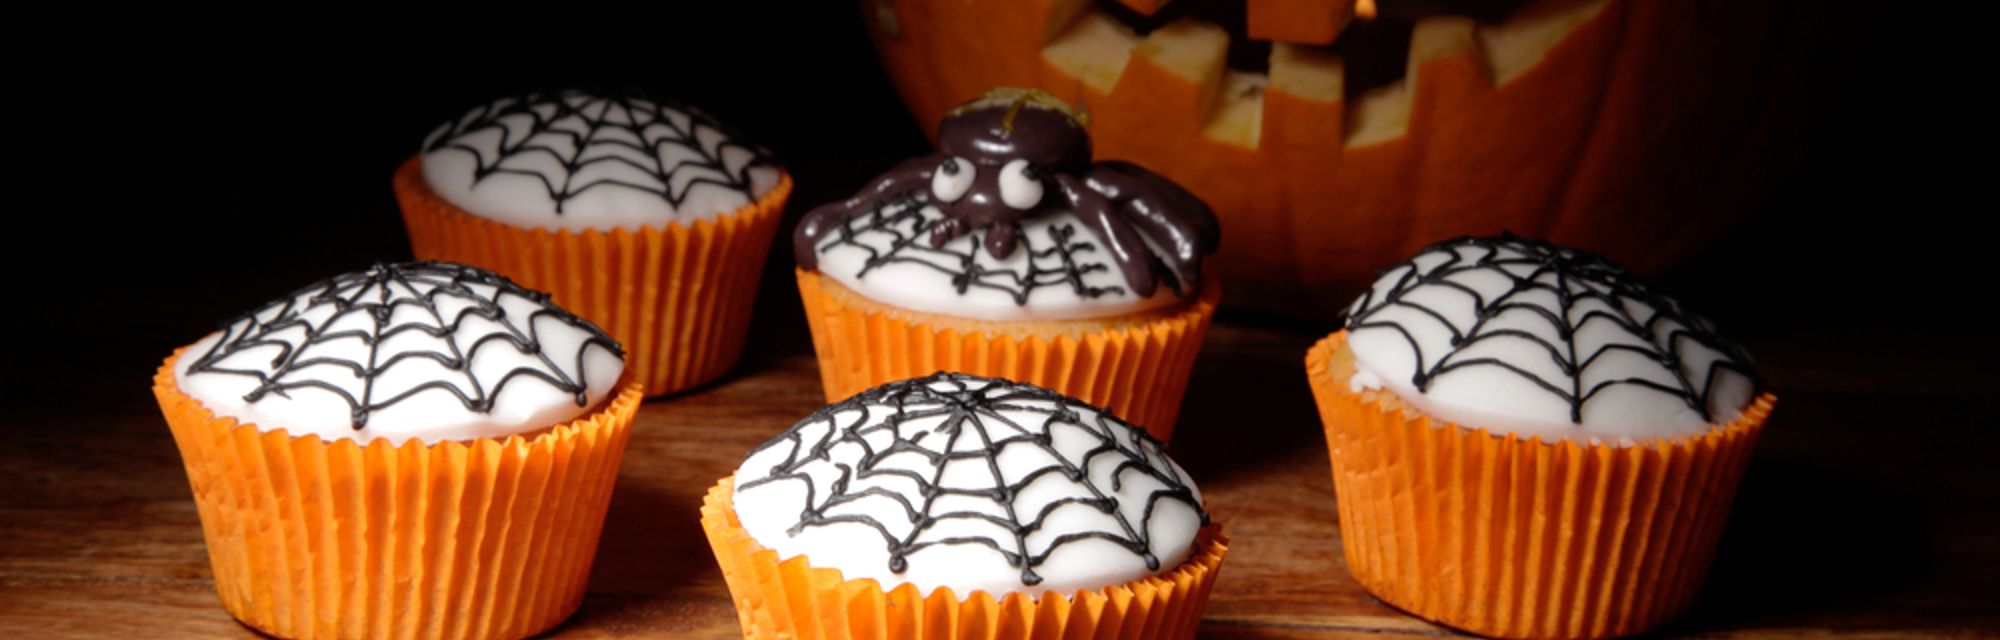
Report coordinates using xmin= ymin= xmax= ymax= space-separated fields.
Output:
xmin=1084 ymin=162 xmax=1219 ymax=296
xmin=983 ymin=223 xmax=1020 ymax=259
xmin=928 ymin=217 xmax=970 ymax=248
xmin=1056 ymin=173 xmax=1158 ymax=297
xmin=796 ymin=154 xmax=944 ymax=270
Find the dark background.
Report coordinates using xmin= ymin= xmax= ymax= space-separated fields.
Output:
xmin=8 ymin=2 xmax=1972 ymax=409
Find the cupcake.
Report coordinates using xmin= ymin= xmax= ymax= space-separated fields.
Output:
xmin=396 ymin=88 xmax=792 ymax=397
xmin=1305 ymin=235 xmax=1775 ymax=639
xmin=794 ymin=88 xmax=1219 ymax=440
xmin=701 ymin=372 xmax=1229 ymax=639
xmin=153 ymin=261 xmax=644 ymax=640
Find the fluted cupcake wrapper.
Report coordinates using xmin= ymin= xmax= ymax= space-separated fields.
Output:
xmin=700 ymin=477 xmax=1229 ymax=640
xmin=396 ymin=156 xmax=791 ymax=398
xmin=1306 ymin=332 xmax=1771 ymax=640
xmin=794 ymin=269 xmax=1218 ymax=442
xmin=154 ymin=349 xmax=642 ymax=640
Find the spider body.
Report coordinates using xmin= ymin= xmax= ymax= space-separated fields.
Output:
xmin=797 ymin=89 xmax=1218 ymax=299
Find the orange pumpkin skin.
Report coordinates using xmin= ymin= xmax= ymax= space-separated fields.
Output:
xmin=861 ymin=0 xmax=1827 ymax=318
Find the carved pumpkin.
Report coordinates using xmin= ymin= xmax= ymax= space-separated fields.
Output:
xmin=860 ymin=0 xmax=1826 ymax=317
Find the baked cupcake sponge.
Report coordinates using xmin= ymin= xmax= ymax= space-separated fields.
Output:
xmin=1308 ymin=332 xmax=1771 ymax=639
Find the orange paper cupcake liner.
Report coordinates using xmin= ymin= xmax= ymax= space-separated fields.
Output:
xmin=794 ymin=269 xmax=1218 ymax=442
xmin=396 ymin=155 xmax=791 ymax=397
xmin=154 ymin=349 xmax=643 ymax=640
xmin=1306 ymin=331 xmax=1772 ymax=640
xmin=699 ymin=476 xmax=1229 ymax=640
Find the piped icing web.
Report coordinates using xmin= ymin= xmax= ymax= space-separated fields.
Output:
xmin=812 ymin=194 xmax=1171 ymax=321
xmin=176 ymin=262 xmax=625 ymax=445
xmin=1342 ymin=234 xmax=1757 ymax=443
xmin=421 ymin=89 xmax=781 ymax=232
xmin=731 ymin=373 xmax=1207 ymax=600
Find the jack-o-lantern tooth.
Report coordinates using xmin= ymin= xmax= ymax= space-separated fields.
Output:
xmin=1268 ymin=42 xmax=1345 ymax=103
xmin=1411 ymin=15 xmax=1480 ymax=73
xmin=1134 ymin=18 xmax=1231 ymax=125
xmin=1096 ymin=16 xmax=1232 ymax=150
xmin=1345 ymin=79 xmax=1407 ymax=147
xmin=1265 ymin=42 xmax=1345 ymax=151
xmin=1202 ymin=70 xmax=1266 ymax=149
xmin=1111 ymin=0 xmax=1171 ymax=17
xmin=1346 ymin=15 xmax=1478 ymax=147
xmin=1478 ymin=0 xmax=1610 ymax=85
xmin=1042 ymin=6 xmax=1141 ymax=94
xmin=1246 ymin=0 xmax=1358 ymax=46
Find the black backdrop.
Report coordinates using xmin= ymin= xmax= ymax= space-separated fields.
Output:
xmin=9 ymin=2 xmax=1971 ymax=408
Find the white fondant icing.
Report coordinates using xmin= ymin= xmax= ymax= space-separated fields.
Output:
xmin=176 ymin=263 xmax=625 ymax=445
xmin=732 ymin=374 xmax=1204 ymax=601
xmin=421 ymin=90 xmax=781 ymax=233
xmin=814 ymin=199 xmax=1180 ymax=321
xmin=1343 ymin=237 xmax=1756 ymax=444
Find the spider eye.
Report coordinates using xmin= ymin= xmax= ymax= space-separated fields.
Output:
xmin=931 ymin=157 xmax=975 ymax=203
xmin=999 ymin=159 xmax=1043 ymax=210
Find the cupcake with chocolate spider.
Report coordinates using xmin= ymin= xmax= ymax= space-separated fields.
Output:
xmin=701 ymin=372 xmax=1228 ymax=639
xmin=396 ymin=88 xmax=791 ymax=397
xmin=795 ymin=88 xmax=1219 ymax=440
xmin=154 ymin=261 xmax=643 ymax=640
xmin=1305 ymin=234 xmax=1775 ymax=640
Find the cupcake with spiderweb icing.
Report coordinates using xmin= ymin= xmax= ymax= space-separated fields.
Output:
xmin=1304 ymin=234 xmax=1776 ymax=640
xmin=153 ymin=261 xmax=643 ymax=640
xmin=395 ymin=88 xmax=792 ymax=398
xmin=700 ymin=372 xmax=1228 ymax=639
xmin=793 ymin=88 xmax=1219 ymax=441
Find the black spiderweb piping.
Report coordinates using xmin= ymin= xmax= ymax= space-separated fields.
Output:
xmin=1343 ymin=234 xmax=1757 ymax=424
xmin=423 ymin=88 xmax=778 ymax=215
xmin=186 ymin=262 xmax=624 ymax=430
xmin=815 ymin=195 xmax=1124 ymax=304
xmin=737 ymin=372 xmax=1206 ymax=587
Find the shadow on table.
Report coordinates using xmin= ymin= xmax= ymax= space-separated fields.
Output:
xmin=587 ymin=481 xmax=715 ymax=594
xmin=1650 ymin=460 xmax=1931 ymax=634
xmin=1169 ymin=347 xmax=1329 ymax=484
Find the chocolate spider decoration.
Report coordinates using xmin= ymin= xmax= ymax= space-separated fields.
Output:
xmin=796 ymin=89 xmax=1220 ymax=298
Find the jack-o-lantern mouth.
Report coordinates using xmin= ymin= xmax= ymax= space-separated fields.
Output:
xmin=861 ymin=0 xmax=1824 ymax=319
xmin=1006 ymin=0 xmax=1608 ymax=150
xmin=1088 ymin=0 xmax=1543 ymax=99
